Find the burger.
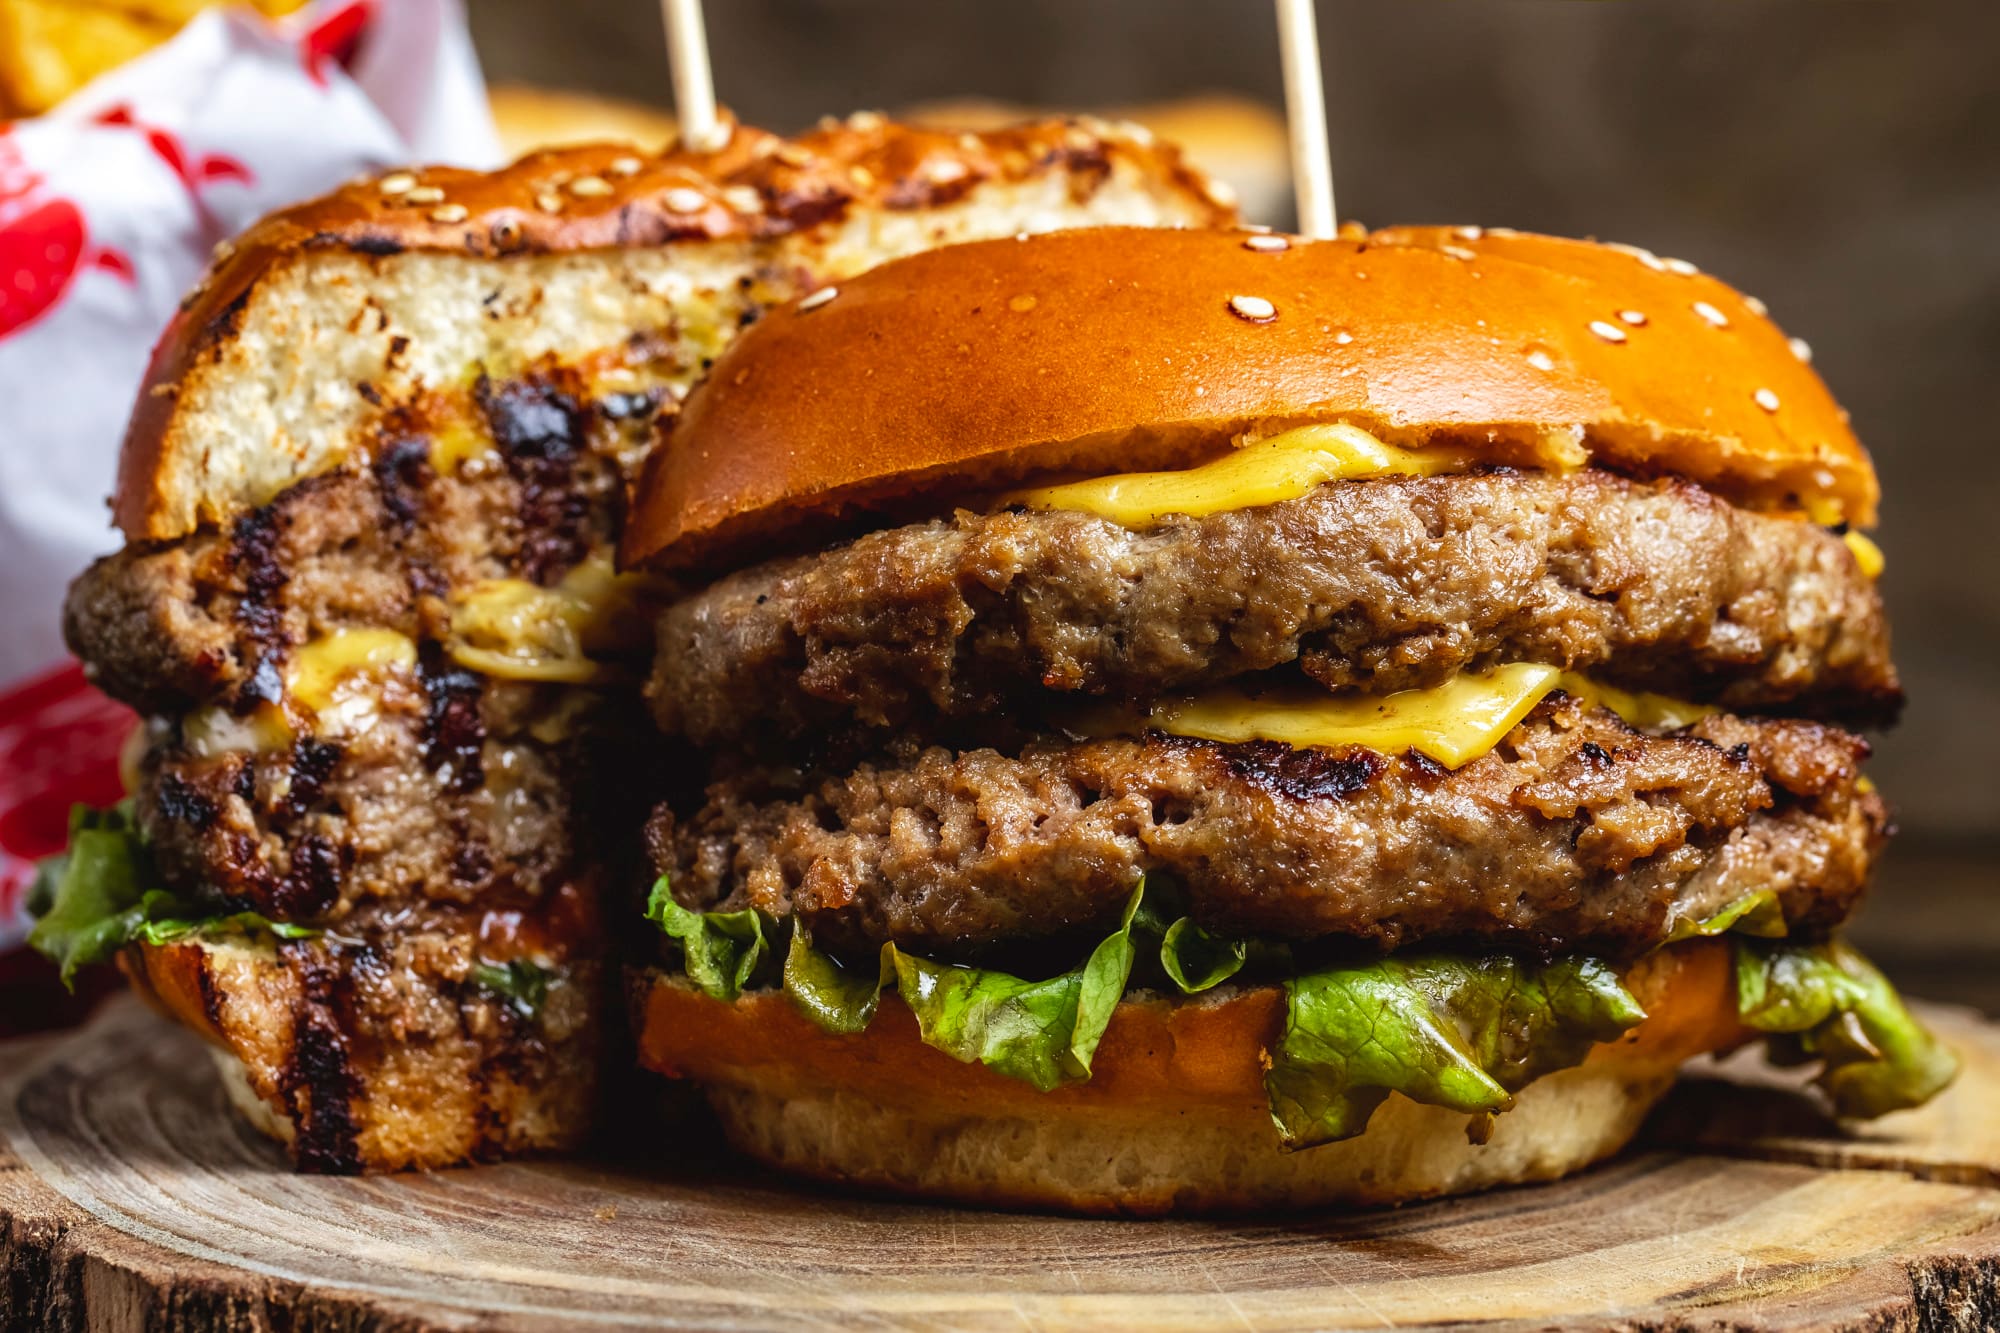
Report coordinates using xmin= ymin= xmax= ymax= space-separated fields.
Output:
xmin=621 ymin=224 xmax=1954 ymax=1214
xmin=34 ymin=117 xmax=1232 ymax=1172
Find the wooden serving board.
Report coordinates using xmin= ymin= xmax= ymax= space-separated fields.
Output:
xmin=4 ymin=998 xmax=1999 ymax=1332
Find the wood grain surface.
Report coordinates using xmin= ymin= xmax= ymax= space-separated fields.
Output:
xmin=4 ymin=997 xmax=2000 ymax=1332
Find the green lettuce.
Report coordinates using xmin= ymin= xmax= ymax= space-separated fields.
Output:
xmin=470 ymin=959 xmax=551 ymax=1018
xmin=1265 ymin=955 xmax=1647 ymax=1149
xmin=645 ymin=878 xmax=769 ymax=1001
xmin=29 ymin=804 xmax=315 ymax=987
xmin=1158 ymin=916 xmax=1247 ymax=993
xmin=1733 ymin=938 xmax=1959 ymax=1117
xmin=646 ymin=869 xmax=1954 ymax=1146
xmin=889 ymin=885 xmax=1144 ymax=1091
xmin=1666 ymin=889 xmax=1787 ymax=944
xmin=782 ymin=924 xmax=885 ymax=1034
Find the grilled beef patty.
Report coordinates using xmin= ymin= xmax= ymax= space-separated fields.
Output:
xmin=650 ymin=469 xmax=1896 ymax=746
xmin=650 ymin=696 xmax=1883 ymax=963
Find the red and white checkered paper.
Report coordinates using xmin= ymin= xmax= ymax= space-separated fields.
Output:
xmin=0 ymin=0 xmax=500 ymax=952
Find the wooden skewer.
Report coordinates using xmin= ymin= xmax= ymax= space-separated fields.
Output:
xmin=1274 ymin=0 xmax=1336 ymax=238
xmin=660 ymin=0 xmax=727 ymax=152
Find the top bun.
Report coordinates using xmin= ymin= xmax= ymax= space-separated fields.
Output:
xmin=623 ymin=224 xmax=1874 ymax=573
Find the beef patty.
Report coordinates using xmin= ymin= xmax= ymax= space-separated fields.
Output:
xmin=650 ymin=469 xmax=1896 ymax=746
xmin=650 ymin=696 xmax=1883 ymax=962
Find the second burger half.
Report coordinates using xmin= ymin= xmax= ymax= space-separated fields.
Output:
xmin=620 ymin=225 xmax=1951 ymax=1214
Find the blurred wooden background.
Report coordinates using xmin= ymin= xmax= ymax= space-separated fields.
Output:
xmin=471 ymin=0 xmax=1999 ymax=1001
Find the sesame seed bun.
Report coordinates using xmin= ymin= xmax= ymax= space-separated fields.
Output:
xmin=630 ymin=938 xmax=1742 ymax=1215
xmin=622 ymin=225 xmax=1874 ymax=574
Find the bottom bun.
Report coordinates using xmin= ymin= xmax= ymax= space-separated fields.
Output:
xmin=633 ymin=938 xmax=1742 ymax=1215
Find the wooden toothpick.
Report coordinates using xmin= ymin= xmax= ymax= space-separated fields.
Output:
xmin=661 ymin=0 xmax=727 ymax=152
xmin=1274 ymin=0 xmax=1336 ymax=238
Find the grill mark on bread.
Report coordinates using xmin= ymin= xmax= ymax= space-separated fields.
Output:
xmin=281 ymin=948 xmax=365 ymax=1174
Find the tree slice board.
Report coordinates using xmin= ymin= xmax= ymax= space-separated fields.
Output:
xmin=4 ymin=998 xmax=1999 ymax=1332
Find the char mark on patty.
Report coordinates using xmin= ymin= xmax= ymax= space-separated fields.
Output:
xmin=652 ymin=697 xmax=1884 ymax=965
xmin=478 ymin=373 xmax=591 ymax=584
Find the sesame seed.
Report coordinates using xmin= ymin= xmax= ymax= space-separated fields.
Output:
xmin=1454 ymin=225 xmax=1484 ymax=241
xmin=377 ymin=171 xmax=416 ymax=196
xmin=847 ymin=110 xmax=886 ymax=133
xmin=1204 ymin=178 xmax=1239 ymax=209
xmin=1607 ymin=242 xmax=1667 ymax=272
xmin=664 ymin=186 xmax=707 ymax=212
xmin=1063 ymin=127 xmax=1097 ymax=153
xmin=569 ymin=175 xmax=613 ymax=198
xmin=924 ymin=158 xmax=970 ymax=184
xmin=405 ymin=185 xmax=445 ymax=205
xmin=1440 ymin=244 xmax=1477 ymax=262
xmin=535 ymin=191 xmax=564 ymax=214
xmin=775 ymin=144 xmax=813 ymax=167
xmin=1692 ymin=300 xmax=1730 ymax=328
xmin=1742 ymin=294 xmax=1768 ymax=317
xmin=1526 ymin=349 xmax=1556 ymax=372
xmin=210 ymin=238 xmax=235 ymax=263
xmin=1009 ymin=294 xmax=1038 ymax=313
xmin=1789 ymin=336 xmax=1814 ymax=363
xmin=959 ymin=133 xmax=983 ymax=152
xmin=1242 ymin=233 xmax=1291 ymax=252
xmin=1618 ymin=309 xmax=1648 ymax=326
xmin=1333 ymin=331 xmax=1354 ymax=345
xmin=1663 ymin=257 xmax=1699 ymax=276
xmin=1754 ymin=387 xmax=1781 ymax=412
xmin=608 ymin=156 xmax=643 ymax=177
xmin=547 ymin=170 xmax=574 ymax=186
xmin=1116 ymin=119 xmax=1155 ymax=146
xmin=798 ymin=286 xmax=838 ymax=312
xmin=429 ymin=203 xmax=468 ymax=224
xmin=1589 ymin=320 xmax=1628 ymax=344
xmin=1228 ymin=294 xmax=1277 ymax=322
xmin=849 ymin=166 xmax=876 ymax=189
xmin=723 ymin=185 xmax=762 ymax=213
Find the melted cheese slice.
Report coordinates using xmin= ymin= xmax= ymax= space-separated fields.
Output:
xmin=1144 ymin=665 xmax=1713 ymax=770
xmin=286 ymin=628 xmax=417 ymax=713
xmin=446 ymin=556 xmax=658 ymax=683
xmin=1843 ymin=530 xmax=1884 ymax=579
xmin=1004 ymin=423 xmax=1482 ymax=527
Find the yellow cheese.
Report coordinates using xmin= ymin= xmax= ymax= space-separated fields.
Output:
xmin=1003 ymin=423 xmax=1481 ymax=527
xmin=285 ymin=629 xmax=417 ymax=713
xmin=445 ymin=555 xmax=659 ymax=684
xmin=430 ymin=418 xmax=496 ymax=473
xmin=1142 ymin=666 xmax=1713 ymax=770
xmin=1843 ymin=530 xmax=1884 ymax=580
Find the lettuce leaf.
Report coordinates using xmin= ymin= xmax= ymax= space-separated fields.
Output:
xmin=1733 ymin=938 xmax=1959 ymax=1117
xmin=891 ymin=885 xmax=1144 ymax=1091
xmin=29 ymin=804 xmax=314 ymax=987
xmin=782 ymin=924 xmax=886 ymax=1034
xmin=470 ymin=959 xmax=551 ymax=1018
xmin=1666 ymin=889 xmax=1787 ymax=944
xmin=644 ymin=878 xmax=770 ymax=1001
xmin=1265 ymin=954 xmax=1647 ymax=1149
xmin=1158 ymin=916 xmax=1247 ymax=993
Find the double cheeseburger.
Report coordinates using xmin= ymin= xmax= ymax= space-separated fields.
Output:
xmin=623 ymin=225 xmax=1954 ymax=1214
